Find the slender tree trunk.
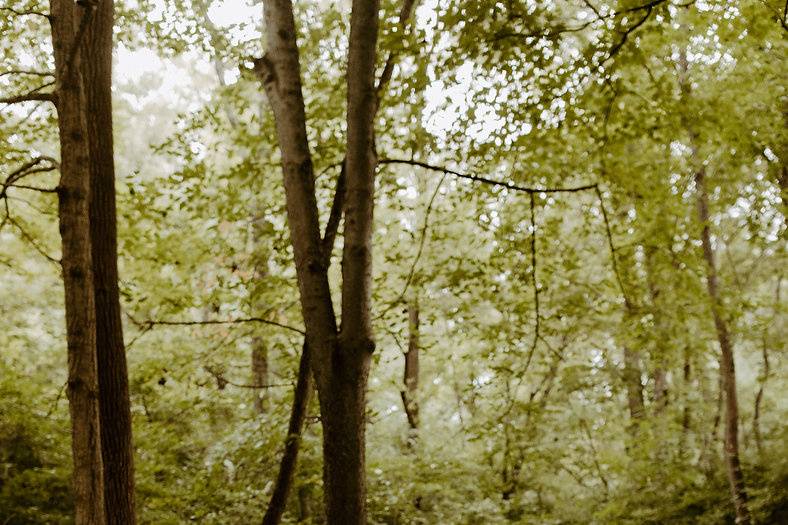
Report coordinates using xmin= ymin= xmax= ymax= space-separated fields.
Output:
xmin=252 ymin=340 xmax=269 ymax=414
xmin=80 ymin=1 xmax=137 ymax=521
xmin=401 ymin=300 xmax=420 ymax=439
xmin=680 ymin=346 xmax=692 ymax=454
xmin=695 ymin=167 xmax=751 ymax=524
xmin=644 ymin=245 xmax=668 ymax=412
xmin=262 ymin=345 xmax=312 ymax=525
xmin=51 ymin=1 xmax=105 ymax=522
xmin=623 ymin=345 xmax=645 ymax=422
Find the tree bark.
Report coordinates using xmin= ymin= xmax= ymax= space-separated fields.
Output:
xmin=401 ymin=300 xmax=420 ymax=437
xmin=80 ymin=0 xmax=137 ymax=521
xmin=262 ymin=344 xmax=312 ymax=525
xmin=256 ymin=0 xmax=380 ymax=522
xmin=51 ymin=0 xmax=106 ymax=522
xmin=695 ymin=167 xmax=751 ymax=524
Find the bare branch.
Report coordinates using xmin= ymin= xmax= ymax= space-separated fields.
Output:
xmin=139 ymin=316 xmax=305 ymax=335
xmin=0 ymin=6 xmax=49 ymax=18
xmin=594 ymin=186 xmax=631 ymax=308
xmin=0 ymin=85 xmax=57 ymax=106
xmin=0 ymin=69 xmax=54 ymax=78
xmin=524 ymin=192 xmax=540 ymax=372
xmin=376 ymin=170 xmax=448 ymax=320
xmin=379 ymin=158 xmax=597 ymax=193
xmin=375 ymin=0 xmax=419 ymax=102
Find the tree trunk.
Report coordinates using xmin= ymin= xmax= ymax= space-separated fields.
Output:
xmin=51 ymin=0 xmax=105 ymax=522
xmin=262 ymin=344 xmax=312 ymax=525
xmin=695 ymin=167 xmax=751 ymax=524
xmin=623 ymin=345 xmax=645 ymax=422
xmin=257 ymin=1 xmax=380 ymax=521
xmin=401 ymin=300 xmax=420 ymax=438
xmin=252 ymin=339 xmax=269 ymax=414
xmin=644 ymin=245 xmax=668 ymax=412
xmin=80 ymin=0 xmax=137 ymax=521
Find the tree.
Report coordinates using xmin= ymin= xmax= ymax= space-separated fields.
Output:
xmin=81 ymin=0 xmax=137 ymax=521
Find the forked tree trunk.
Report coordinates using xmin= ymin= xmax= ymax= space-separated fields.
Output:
xmin=51 ymin=0 xmax=105 ymax=522
xmin=80 ymin=0 xmax=137 ymax=521
xmin=256 ymin=0 xmax=379 ymax=521
xmin=695 ymin=167 xmax=751 ymax=524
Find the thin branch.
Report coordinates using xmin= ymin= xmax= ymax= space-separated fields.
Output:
xmin=0 ymin=85 xmax=57 ymax=106
xmin=375 ymin=0 xmax=419 ymax=103
xmin=377 ymin=170 xmax=448 ymax=319
xmin=379 ymin=159 xmax=597 ymax=194
xmin=0 ymin=69 xmax=54 ymax=78
xmin=594 ymin=185 xmax=631 ymax=308
xmin=140 ymin=317 xmax=305 ymax=335
xmin=4 ymin=183 xmax=57 ymax=193
xmin=524 ymin=192 xmax=540 ymax=372
xmin=0 ymin=6 xmax=49 ymax=18
xmin=604 ymin=5 xmax=655 ymax=63
xmin=6 ymin=214 xmax=59 ymax=264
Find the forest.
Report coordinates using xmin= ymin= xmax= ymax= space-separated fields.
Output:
xmin=0 ymin=0 xmax=786 ymax=523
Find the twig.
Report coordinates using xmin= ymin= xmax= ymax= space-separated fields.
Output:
xmin=377 ymin=170 xmax=448 ymax=319
xmin=594 ymin=185 xmax=631 ymax=308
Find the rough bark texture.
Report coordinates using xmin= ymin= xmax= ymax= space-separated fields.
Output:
xmin=80 ymin=0 xmax=137 ymax=521
xmin=51 ymin=0 xmax=106 ymax=522
xmin=695 ymin=168 xmax=751 ymax=525
xmin=401 ymin=301 xmax=420 ymax=435
xmin=262 ymin=345 xmax=312 ymax=525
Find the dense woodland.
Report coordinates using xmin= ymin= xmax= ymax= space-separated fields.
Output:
xmin=1 ymin=0 xmax=786 ymax=523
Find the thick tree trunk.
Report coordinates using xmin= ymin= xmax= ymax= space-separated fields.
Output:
xmin=317 ymin=351 xmax=371 ymax=523
xmin=695 ymin=168 xmax=751 ymax=524
xmin=80 ymin=1 xmax=137 ymax=521
xmin=401 ymin=301 xmax=420 ymax=437
xmin=51 ymin=0 xmax=105 ymax=522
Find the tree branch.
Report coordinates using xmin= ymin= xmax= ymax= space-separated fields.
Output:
xmin=379 ymin=158 xmax=597 ymax=193
xmin=0 ymin=69 xmax=54 ymax=78
xmin=594 ymin=186 xmax=631 ymax=308
xmin=0 ymin=6 xmax=49 ymax=18
xmin=321 ymin=160 xmax=346 ymax=266
xmin=0 ymin=85 xmax=57 ymax=106
xmin=139 ymin=317 xmax=305 ymax=335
